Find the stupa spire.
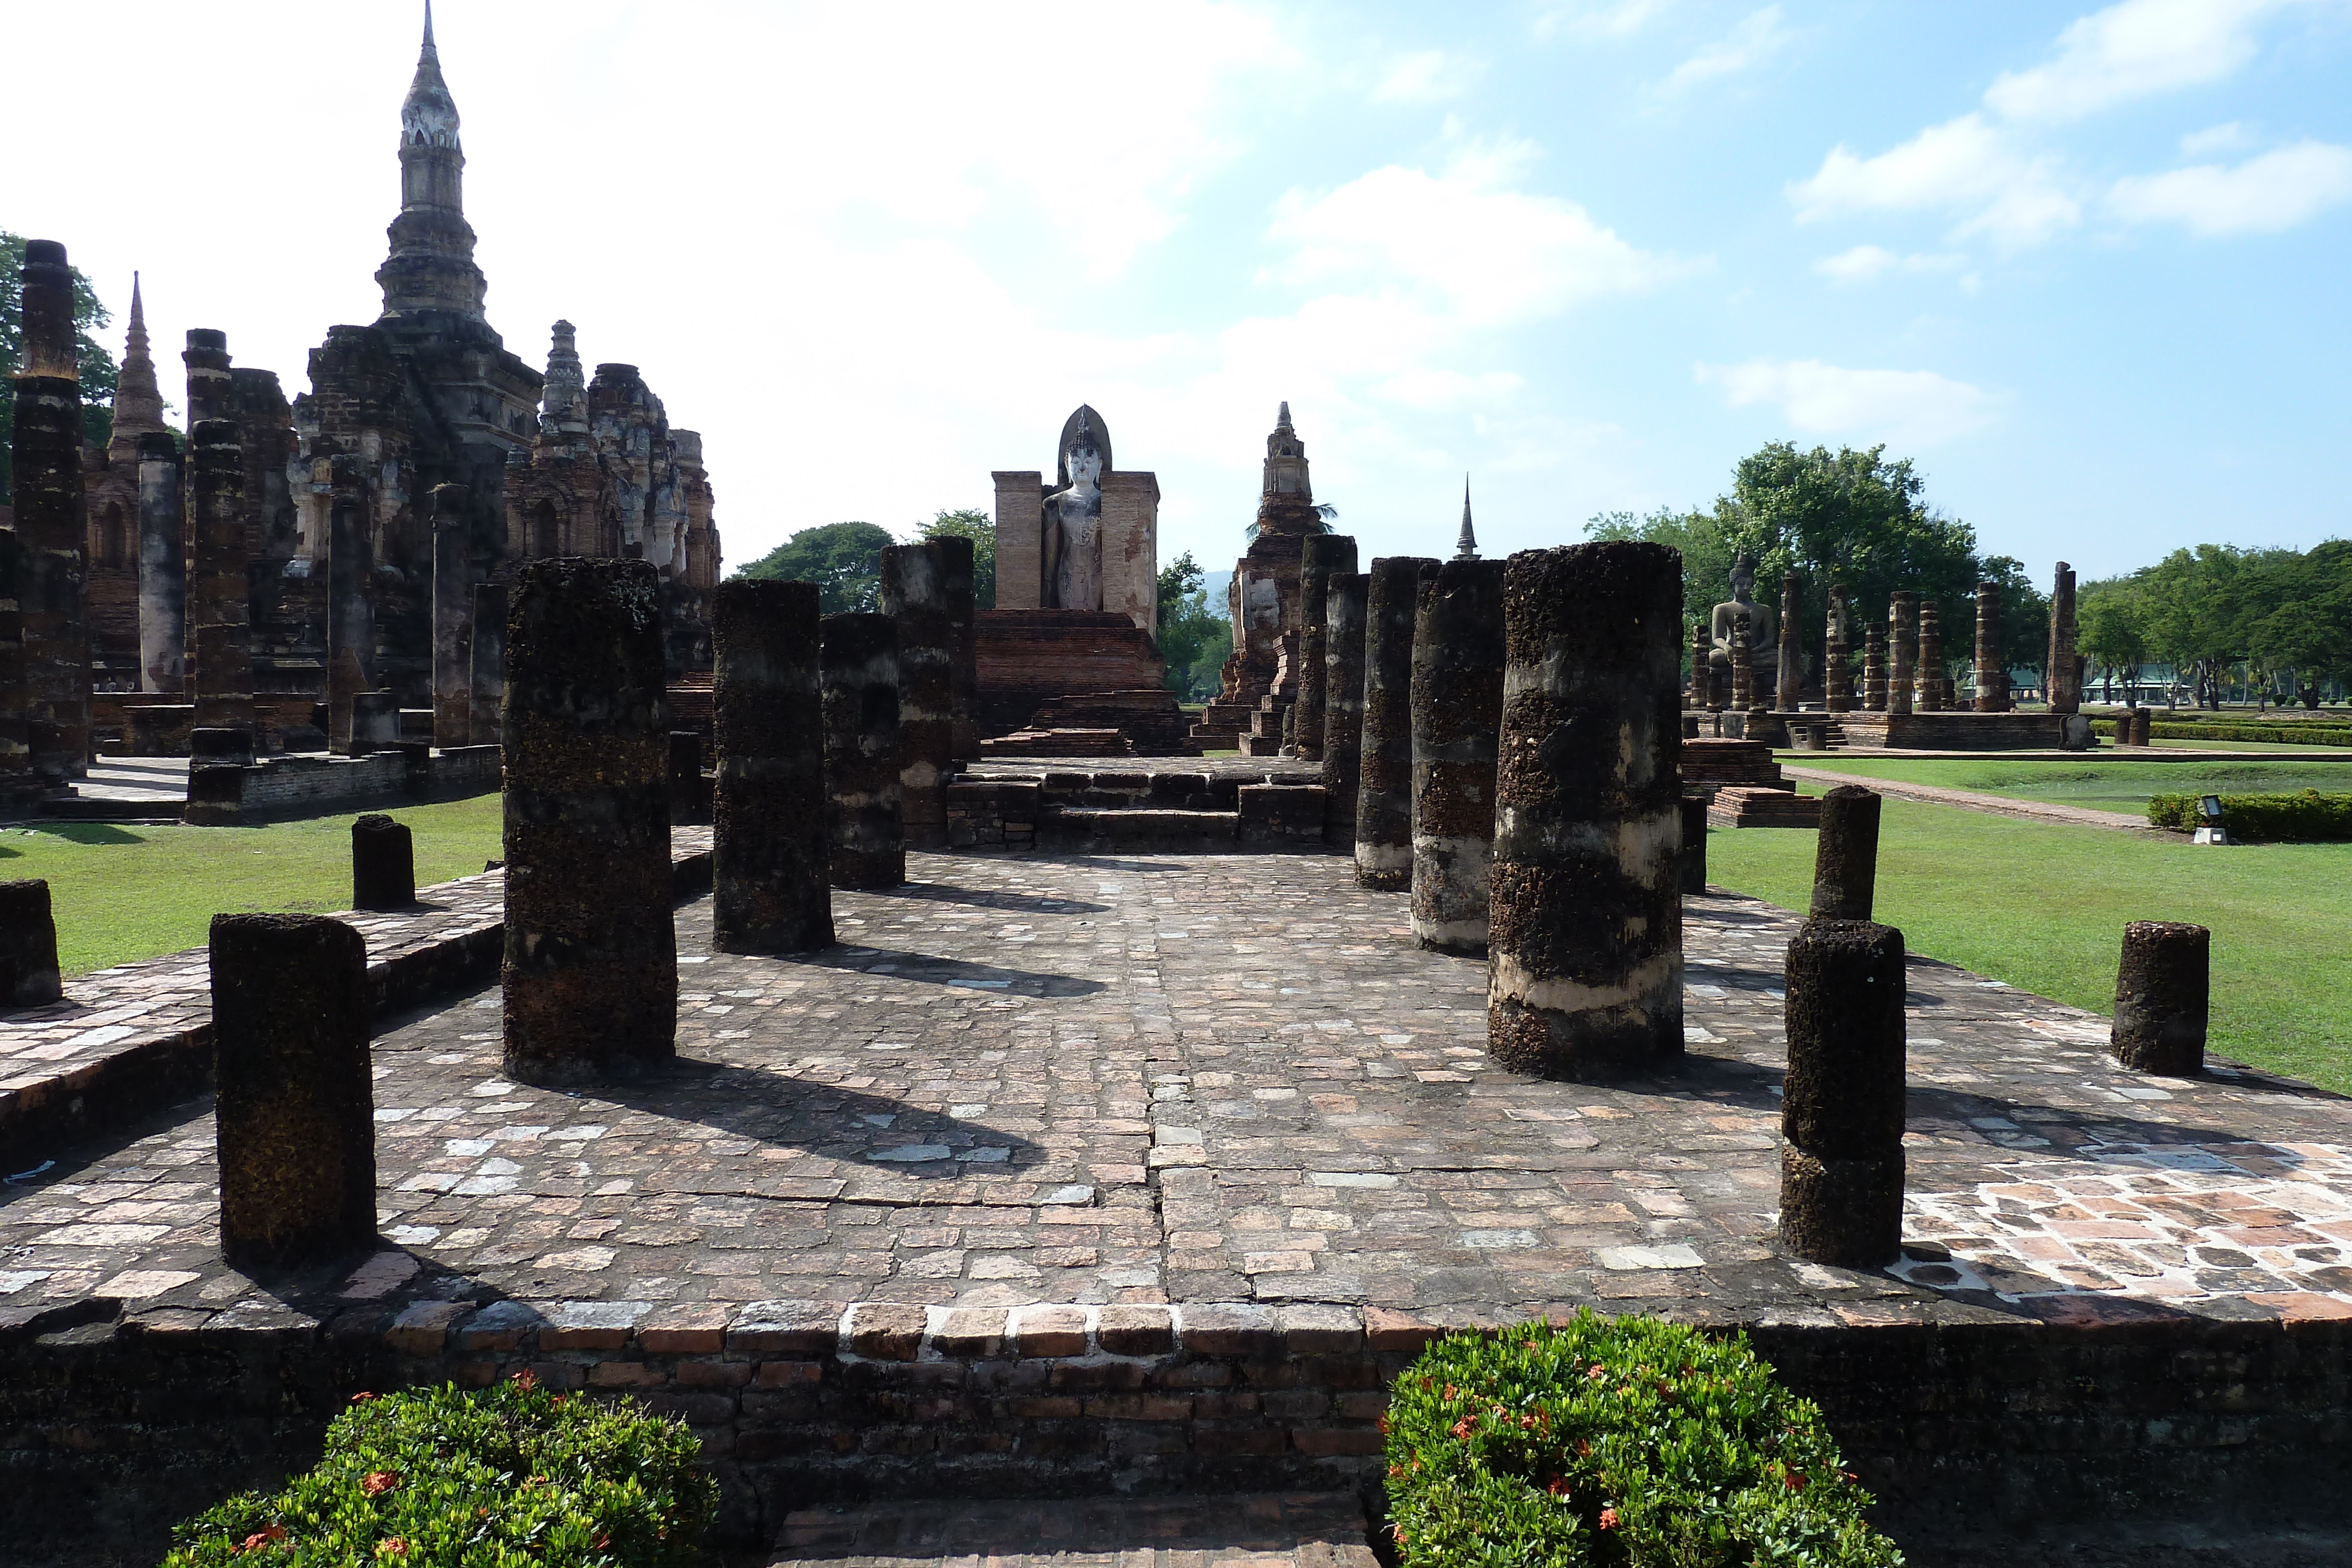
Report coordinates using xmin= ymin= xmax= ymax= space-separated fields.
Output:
xmin=377 ymin=0 xmax=489 ymax=322
xmin=1454 ymin=476 xmax=1478 ymax=560
xmin=108 ymin=271 xmax=168 ymax=463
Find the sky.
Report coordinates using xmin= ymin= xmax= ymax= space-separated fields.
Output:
xmin=8 ymin=0 xmax=2349 ymax=587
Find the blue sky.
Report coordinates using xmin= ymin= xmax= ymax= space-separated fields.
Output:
xmin=9 ymin=1 xmax=2348 ymax=585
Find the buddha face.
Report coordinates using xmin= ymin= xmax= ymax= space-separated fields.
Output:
xmin=1729 ymin=559 xmax=1756 ymax=602
xmin=1065 ymin=441 xmax=1104 ymax=488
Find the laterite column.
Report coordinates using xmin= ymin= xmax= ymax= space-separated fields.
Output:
xmin=1688 ymin=618 xmax=1710 ymax=710
xmin=881 ymin=543 xmax=954 ymax=848
xmin=821 ymin=613 xmax=903 ymax=889
xmin=1409 ymin=558 xmax=1505 ymax=953
xmin=1862 ymin=623 xmax=1887 ymax=711
xmin=1776 ymin=573 xmax=1803 ymax=710
xmin=1916 ymin=603 xmax=1944 ymax=711
xmin=1780 ymin=919 xmax=1907 ymax=1267
xmin=430 ymin=483 xmax=472 ymax=746
xmin=211 ymin=912 xmax=376 ymax=1267
xmin=327 ymin=454 xmax=375 ymax=754
xmin=191 ymin=624 xmax=253 ymax=740
xmin=938 ymin=536 xmax=979 ymax=762
xmin=1320 ymin=573 xmax=1369 ymax=847
xmin=0 ymin=880 xmax=64 ymax=1007
xmin=1295 ymin=534 xmax=1358 ymax=761
xmin=711 ymin=580 xmax=833 ymax=954
xmin=502 ymin=557 xmax=674 ymax=1086
xmin=1488 ymin=542 xmax=1683 ymax=1079
xmin=469 ymin=583 xmax=506 ymax=746
xmin=1679 ymin=795 xmax=1708 ymax=895
xmin=1973 ymin=581 xmax=2006 ymax=711
xmin=2112 ymin=921 xmax=2207 ymax=1075
xmin=1823 ymin=589 xmax=1852 ymax=713
xmin=351 ymin=814 xmax=414 ymax=911
xmin=136 ymin=432 xmax=186 ymax=694
xmin=1357 ymin=556 xmax=1438 ymax=890
xmin=12 ymin=240 xmax=89 ymax=785
xmin=1810 ymin=784 xmax=1881 ymax=921
xmin=2047 ymin=563 xmax=2079 ymax=714
xmin=1887 ymin=593 xmax=1917 ymax=718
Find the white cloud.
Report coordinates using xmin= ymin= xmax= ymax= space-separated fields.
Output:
xmin=1660 ymin=6 xmax=1790 ymax=96
xmin=1695 ymin=359 xmax=2002 ymax=447
xmin=2111 ymin=139 xmax=2352 ymax=233
xmin=1534 ymin=0 xmax=1671 ymax=40
xmin=1788 ymin=113 xmax=2080 ymax=249
xmin=1984 ymin=0 xmax=2293 ymax=125
xmin=2181 ymin=121 xmax=2259 ymax=156
xmin=1373 ymin=49 xmax=1482 ymax=103
xmin=1812 ymin=245 xmax=1967 ymax=283
xmin=1266 ymin=143 xmax=1698 ymax=326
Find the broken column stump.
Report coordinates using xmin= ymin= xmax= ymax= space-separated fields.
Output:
xmin=1679 ymin=795 xmax=1709 ymax=895
xmin=2112 ymin=921 xmax=2209 ymax=1075
xmin=1488 ymin=542 xmax=1683 ymax=1080
xmin=822 ymin=612 xmax=904 ymax=890
xmin=351 ymin=813 xmax=414 ymax=911
xmin=712 ymin=580 xmax=833 ymax=955
xmin=1780 ymin=918 xmax=1908 ymax=1268
xmin=501 ymin=557 xmax=674 ymax=1086
xmin=209 ymin=912 xmax=375 ymax=1268
xmin=1356 ymin=556 xmax=1437 ymax=890
xmin=1810 ymin=784 xmax=1882 ymax=921
xmin=1408 ymin=557 xmax=1505 ymax=953
xmin=2132 ymin=708 xmax=2151 ymax=747
xmin=1320 ymin=572 xmax=1369 ymax=848
xmin=881 ymin=543 xmax=954 ymax=849
xmin=350 ymin=691 xmax=401 ymax=753
xmin=1295 ymin=534 xmax=1359 ymax=763
xmin=0 ymin=880 xmax=64 ymax=1008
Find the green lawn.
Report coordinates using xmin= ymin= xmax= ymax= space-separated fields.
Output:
xmin=1778 ymin=756 xmax=2352 ymax=814
xmin=2 ymin=795 xmax=505 ymax=978
xmin=1707 ymin=790 xmax=2352 ymax=1093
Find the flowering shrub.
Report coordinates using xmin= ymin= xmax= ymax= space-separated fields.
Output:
xmin=161 ymin=1373 xmax=717 ymax=1567
xmin=2146 ymin=789 xmax=2352 ymax=841
xmin=1382 ymin=1311 xmax=1903 ymax=1567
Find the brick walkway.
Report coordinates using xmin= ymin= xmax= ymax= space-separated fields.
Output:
xmin=765 ymin=1492 xmax=1375 ymax=1567
xmin=4 ymin=848 xmax=2348 ymax=1332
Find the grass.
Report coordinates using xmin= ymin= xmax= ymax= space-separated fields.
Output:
xmin=1778 ymin=756 xmax=2352 ymax=814
xmin=3 ymin=795 xmax=504 ymax=977
xmin=1707 ymin=788 xmax=2352 ymax=1094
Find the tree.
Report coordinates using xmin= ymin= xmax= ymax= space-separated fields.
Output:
xmin=734 ymin=521 xmax=895 ymax=613
xmin=1977 ymin=554 xmax=2051 ymax=698
xmin=2078 ymin=588 xmax=2149 ymax=703
xmin=1 ymin=230 xmax=122 ymax=496
xmin=1588 ymin=505 xmax=1733 ymax=646
xmin=1154 ymin=550 xmax=1230 ymax=701
xmin=918 ymin=508 xmax=995 ymax=608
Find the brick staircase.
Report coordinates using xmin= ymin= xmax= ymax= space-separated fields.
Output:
xmin=946 ymin=765 xmax=1329 ymax=852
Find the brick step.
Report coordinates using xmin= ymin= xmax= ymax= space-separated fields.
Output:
xmin=1709 ymin=785 xmax=1822 ymax=828
xmin=977 ymin=728 xmax=1132 ymax=758
xmin=770 ymin=1491 xmax=1377 ymax=1566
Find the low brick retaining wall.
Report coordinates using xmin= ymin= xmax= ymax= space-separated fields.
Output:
xmin=183 ymin=744 xmax=504 ymax=825
xmin=4 ymin=1295 xmax=2347 ymax=1567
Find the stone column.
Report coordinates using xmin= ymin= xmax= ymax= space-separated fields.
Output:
xmin=1823 ymin=589 xmax=1852 ymax=713
xmin=11 ymin=240 xmax=89 ymax=785
xmin=937 ymin=536 xmax=979 ymax=763
xmin=0 ymin=880 xmax=63 ymax=1007
xmin=469 ymin=583 xmax=506 ymax=746
xmin=880 ymin=543 xmax=953 ymax=848
xmin=711 ymin=580 xmax=833 ymax=955
xmin=1862 ymin=623 xmax=1887 ymax=711
xmin=1356 ymin=557 xmax=1438 ymax=890
xmin=191 ymin=624 xmax=253 ymax=739
xmin=326 ymin=454 xmax=374 ymax=754
xmin=1776 ymin=573 xmax=1803 ymax=710
xmin=210 ymin=912 xmax=376 ymax=1268
xmin=1295 ymin=534 xmax=1358 ymax=761
xmin=1916 ymin=603 xmax=1943 ymax=711
xmin=351 ymin=814 xmax=414 ymax=911
xmin=2047 ymin=563 xmax=2079 ymax=714
xmin=1729 ymin=624 xmax=1753 ymax=715
xmin=667 ymin=732 xmax=709 ymax=825
xmin=2112 ymin=921 xmax=2207 ymax=1075
xmin=1320 ymin=573 xmax=1369 ymax=847
xmin=1810 ymin=785 xmax=1881 ymax=921
xmin=821 ymin=612 xmax=903 ymax=890
xmin=1409 ymin=558 xmax=1505 ymax=953
xmin=1779 ymin=919 xmax=1907 ymax=1268
xmin=1973 ymin=581 xmax=2006 ymax=711
xmin=1488 ymin=542 xmax=1683 ymax=1080
xmin=185 ymin=419 xmax=250 ymax=732
xmin=135 ymin=432 xmax=186 ymax=694
xmin=1887 ymin=593 xmax=1917 ymax=718
xmin=1688 ymin=618 xmax=1710 ymax=710
xmin=1679 ymin=795 xmax=1708 ymax=895
xmin=430 ymin=483 xmax=472 ymax=747
xmin=2131 ymin=707 xmax=2151 ymax=747
xmin=0 ymin=531 xmax=26 ymax=786
xmin=502 ymin=557 xmax=674 ymax=1086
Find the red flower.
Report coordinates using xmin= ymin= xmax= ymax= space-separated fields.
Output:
xmin=510 ymin=1368 xmax=539 ymax=1390
xmin=1586 ymin=1364 xmax=1607 ymax=1381
xmin=1785 ymin=1470 xmax=1808 ymax=1492
xmin=362 ymin=1471 xmax=399 ymax=1496
xmin=1545 ymin=1476 xmax=1571 ymax=1498
xmin=1598 ymin=1507 xmax=1620 ymax=1530
xmin=593 ymin=1536 xmax=610 ymax=1550
xmin=1391 ymin=1524 xmax=1408 ymax=1544
xmin=377 ymin=1540 xmax=409 ymax=1560
xmin=1450 ymin=1417 xmax=1476 ymax=1441
xmin=238 ymin=1524 xmax=288 ymax=1552
xmin=349 ymin=1392 xmax=375 ymax=1404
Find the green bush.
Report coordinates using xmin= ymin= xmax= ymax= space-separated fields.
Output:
xmin=2146 ymin=789 xmax=2352 ymax=841
xmin=161 ymin=1373 xmax=717 ymax=1567
xmin=2093 ymin=717 xmax=2352 ymax=746
xmin=1384 ymin=1311 xmax=1902 ymax=1567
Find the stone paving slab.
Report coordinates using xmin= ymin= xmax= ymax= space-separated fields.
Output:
xmin=3 ymin=849 xmax=2349 ymax=1333
xmin=0 ymin=827 xmax=714 ymax=1169
xmin=767 ymin=1492 xmax=1375 ymax=1567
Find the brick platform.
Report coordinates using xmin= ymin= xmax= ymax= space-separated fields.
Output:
xmin=5 ymin=853 xmax=2352 ymax=1563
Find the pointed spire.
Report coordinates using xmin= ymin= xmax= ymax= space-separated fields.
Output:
xmin=1276 ymin=400 xmax=1293 ymax=432
xmin=108 ymin=270 xmax=167 ymax=462
xmin=1454 ymin=476 xmax=1478 ymax=560
xmin=423 ymin=0 xmax=435 ymax=50
xmin=401 ymin=0 xmax=461 ymax=150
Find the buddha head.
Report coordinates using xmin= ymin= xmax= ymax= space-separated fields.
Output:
xmin=1729 ymin=553 xmax=1758 ymax=604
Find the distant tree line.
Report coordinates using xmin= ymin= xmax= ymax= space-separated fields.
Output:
xmin=1155 ymin=551 xmax=1231 ymax=702
xmin=735 ymin=509 xmax=994 ymax=614
xmin=2080 ymin=543 xmax=2352 ymax=709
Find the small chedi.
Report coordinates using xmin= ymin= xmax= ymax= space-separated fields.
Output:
xmin=1193 ymin=402 xmax=1331 ymax=754
xmin=980 ymin=406 xmax=1185 ymax=754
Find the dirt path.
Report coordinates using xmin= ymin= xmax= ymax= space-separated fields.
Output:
xmin=1778 ymin=765 xmax=2159 ymax=833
